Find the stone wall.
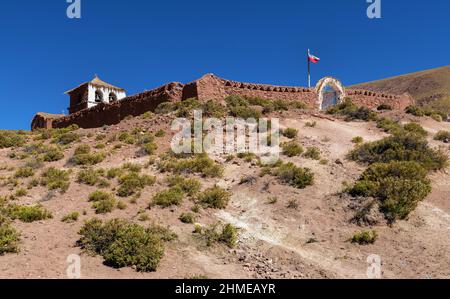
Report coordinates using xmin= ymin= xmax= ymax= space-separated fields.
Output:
xmin=31 ymin=74 xmax=414 ymax=130
xmin=50 ymin=82 xmax=183 ymax=129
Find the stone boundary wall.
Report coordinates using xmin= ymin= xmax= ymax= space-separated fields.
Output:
xmin=50 ymin=82 xmax=183 ymax=129
xmin=31 ymin=74 xmax=413 ymax=130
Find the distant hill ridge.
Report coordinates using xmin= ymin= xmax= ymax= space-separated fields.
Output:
xmin=352 ymin=66 xmax=450 ymax=111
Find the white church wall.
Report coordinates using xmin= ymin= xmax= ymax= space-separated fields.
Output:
xmin=87 ymin=85 xmax=127 ymax=109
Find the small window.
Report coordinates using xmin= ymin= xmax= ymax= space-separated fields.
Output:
xmin=109 ymin=92 xmax=118 ymax=103
xmin=95 ymin=90 xmax=104 ymax=103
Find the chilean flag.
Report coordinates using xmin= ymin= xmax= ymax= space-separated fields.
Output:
xmin=308 ymin=51 xmax=320 ymax=64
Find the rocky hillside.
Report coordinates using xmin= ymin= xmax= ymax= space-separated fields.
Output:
xmin=353 ymin=66 xmax=450 ymax=113
xmin=0 ymin=98 xmax=449 ymax=279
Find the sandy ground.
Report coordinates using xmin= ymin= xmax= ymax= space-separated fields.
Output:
xmin=0 ymin=111 xmax=449 ymax=279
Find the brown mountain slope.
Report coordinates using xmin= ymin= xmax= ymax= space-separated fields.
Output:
xmin=352 ymin=66 xmax=450 ymax=112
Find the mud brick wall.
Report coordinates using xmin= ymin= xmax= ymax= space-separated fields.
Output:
xmin=347 ymin=89 xmax=414 ymax=110
xmin=184 ymin=74 xmax=318 ymax=107
xmin=51 ymin=82 xmax=183 ymax=129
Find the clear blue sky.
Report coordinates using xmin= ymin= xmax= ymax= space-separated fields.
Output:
xmin=0 ymin=0 xmax=449 ymax=130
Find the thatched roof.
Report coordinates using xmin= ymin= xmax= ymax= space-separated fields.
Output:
xmin=65 ymin=76 xmax=125 ymax=94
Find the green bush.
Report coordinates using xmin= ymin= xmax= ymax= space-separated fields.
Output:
xmin=0 ymin=221 xmax=20 ymax=255
xmin=197 ymin=186 xmax=231 ymax=209
xmin=403 ymin=123 xmax=428 ymax=137
xmin=201 ymin=222 xmax=238 ymax=248
xmin=327 ymin=99 xmax=378 ymax=121
xmin=305 ymin=121 xmax=317 ymax=128
xmin=405 ymin=105 xmax=424 ymax=117
xmin=377 ymin=104 xmax=392 ymax=111
xmin=158 ymin=154 xmax=223 ymax=178
xmin=15 ymin=188 xmax=28 ymax=197
xmin=42 ymin=146 xmax=64 ymax=162
xmin=166 ymin=175 xmax=201 ymax=196
xmin=348 ymin=161 xmax=432 ymax=221
xmin=117 ymin=173 xmax=156 ymax=197
xmin=55 ymin=132 xmax=80 ymax=145
xmin=226 ymin=96 xmax=262 ymax=119
xmin=118 ymin=132 xmax=136 ymax=145
xmin=152 ymin=187 xmax=184 ymax=208
xmin=281 ymin=141 xmax=304 ymax=157
xmin=155 ymin=102 xmax=176 ymax=114
xmin=62 ymin=212 xmax=79 ymax=223
xmin=179 ymin=213 xmax=195 ymax=224
xmin=78 ymin=219 xmax=172 ymax=272
xmin=351 ymin=230 xmax=378 ymax=245
xmin=77 ymin=168 xmax=103 ymax=186
xmin=282 ymin=128 xmax=298 ymax=139
xmin=202 ymin=100 xmax=227 ymax=118
xmin=5 ymin=204 xmax=53 ymax=223
xmin=14 ymin=167 xmax=35 ymax=178
xmin=274 ymin=162 xmax=314 ymax=189
xmin=303 ymin=147 xmax=321 ymax=160
xmin=72 ymin=145 xmax=105 ymax=166
xmin=40 ymin=167 xmax=71 ymax=192
xmin=155 ymin=130 xmax=166 ymax=138
xmin=88 ymin=191 xmax=116 ymax=214
xmin=349 ymin=134 xmax=448 ymax=171
xmin=434 ymin=131 xmax=450 ymax=143
xmin=0 ymin=131 xmax=27 ymax=149
xmin=352 ymin=136 xmax=364 ymax=144
xmin=376 ymin=118 xmax=402 ymax=134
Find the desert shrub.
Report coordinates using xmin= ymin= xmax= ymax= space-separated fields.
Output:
xmin=166 ymin=175 xmax=201 ymax=196
xmin=349 ymin=134 xmax=447 ymax=171
xmin=40 ymin=167 xmax=71 ymax=192
xmin=282 ymin=128 xmax=298 ymax=139
xmin=348 ymin=161 xmax=431 ymax=221
xmin=327 ymin=99 xmax=377 ymax=121
xmin=226 ymin=96 xmax=262 ymax=119
xmin=62 ymin=212 xmax=79 ymax=223
xmin=431 ymin=114 xmax=443 ymax=122
xmin=155 ymin=130 xmax=166 ymax=138
xmin=179 ymin=213 xmax=195 ymax=224
xmin=305 ymin=121 xmax=317 ymax=128
xmin=117 ymin=173 xmax=156 ymax=197
xmin=351 ymin=230 xmax=378 ymax=245
xmin=0 ymin=221 xmax=20 ymax=255
xmin=290 ymin=101 xmax=307 ymax=109
xmin=303 ymin=147 xmax=321 ymax=160
xmin=403 ymin=123 xmax=428 ymax=137
xmin=176 ymin=98 xmax=202 ymax=118
xmin=77 ymin=168 xmax=103 ymax=186
xmin=202 ymin=100 xmax=227 ymax=118
xmin=107 ymin=167 xmax=125 ymax=179
xmin=15 ymin=188 xmax=27 ymax=197
xmin=155 ymin=102 xmax=176 ymax=114
xmin=141 ymin=111 xmax=154 ymax=119
xmin=274 ymin=162 xmax=314 ymax=189
xmin=158 ymin=154 xmax=223 ymax=178
xmin=5 ymin=204 xmax=53 ymax=223
xmin=14 ymin=167 xmax=35 ymax=178
xmin=78 ymin=219 xmax=171 ymax=272
xmin=118 ymin=132 xmax=136 ymax=145
xmin=42 ymin=146 xmax=64 ymax=162
xmin=376 ymin=118 xmax=402 ymax=134
xmin=88 ymin=190 xmax=116 ymax=214
xmin=152 ymin=187 xmax=184 ymax=208
xmin=377 ymin=104 xmax=392 ymax=111
xmin=197 ymin=186 xmax=231 ymax=209
xmin=405 ymin=105 xmax=424 ymax=117
xmin=55 ymin=132 xmax=80 ymax=145
xmin=117 ymin=201 xmax=127 ymax=210
xmin=282 ymin=141 xmax=304 ymax=157
xmin=122 ymin=163 xmax=142 ymax=173
xmin=434 ymin=131 xmax=450 ymax=143
xmin=201 ymin=222 xmax=237 ymax=248
xmin=352 ymin=136 xmax=364 ymax=144
xmin=0 ymin=131 xmax=27 ymax=149
xmin=72 ymin=145 xmax=105 ymax=166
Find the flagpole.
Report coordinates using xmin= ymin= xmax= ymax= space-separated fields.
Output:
xmin=307 ymin=49 xmax=311 ymax=88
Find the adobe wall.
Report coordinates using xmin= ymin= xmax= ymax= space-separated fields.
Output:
xmin=31 ymin=74 xmax=414 ymax=130
xmin=51 ymin=82 xmax=183 ymax=129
